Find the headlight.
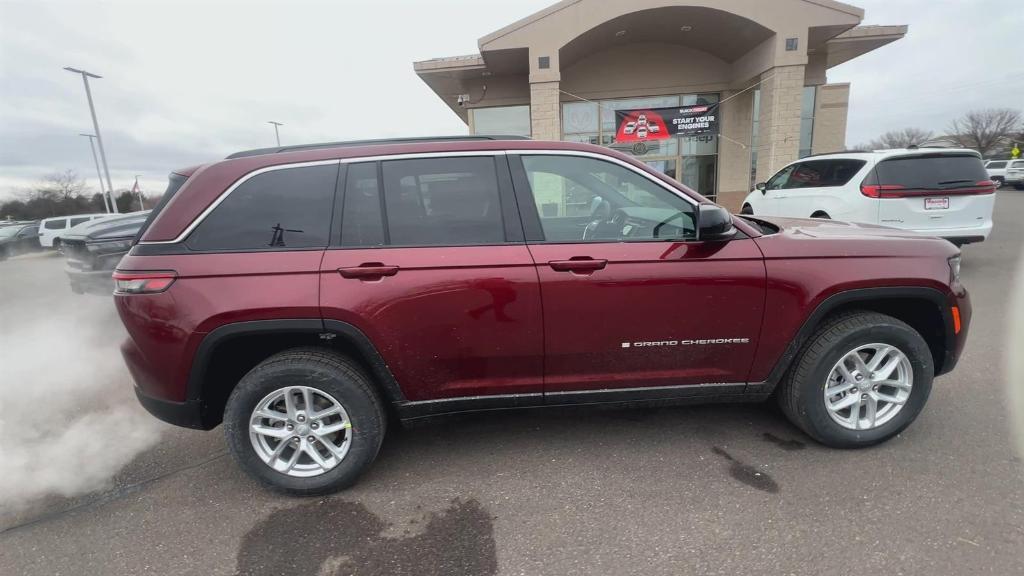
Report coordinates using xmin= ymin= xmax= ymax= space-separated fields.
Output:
xmin=948 ymin=255 xmax=962 ymax=285
xmin=86 ymin=238 xmax=133 ymax=254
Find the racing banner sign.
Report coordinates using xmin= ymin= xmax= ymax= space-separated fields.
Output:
xmin=613 ymin=104 xmax=719 ymax=143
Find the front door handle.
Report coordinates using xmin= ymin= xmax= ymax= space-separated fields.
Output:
xmin=338 ymin=263 xmax=399 ymax=280
xmin=548 ymin=258 xmax=608 ymax=274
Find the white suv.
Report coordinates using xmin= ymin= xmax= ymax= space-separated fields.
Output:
xmin=38 ymin=213 xmax=109 ymax=249
xmin=1004 ymin=159 xmax=1024 ymax=190
xmin=742 ymin=149 xmax=996 ymax=245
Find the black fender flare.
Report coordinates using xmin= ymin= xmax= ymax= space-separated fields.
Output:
xmin=186 ymin=318 xmax=408 ymax=409
xmin=751 ymin=286 xmax=955 ymax=393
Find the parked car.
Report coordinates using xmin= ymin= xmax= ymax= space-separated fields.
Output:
xmin=39 ymin=213 xmax=110 ymax=249
xmin=115 ymin=137 xmax=970 ymax=494
xmin=984 ymin=159 xmax=1009 ymax=188
xmin=0 ymin=221 xmax=41 ymax=260
xmin=742 ymin=149 xmax=995 ymax=245
xmin=1005 ymin=159 xmax=1024 ymax=190
xmin=61 ymin=210 xmax=150 ymax=294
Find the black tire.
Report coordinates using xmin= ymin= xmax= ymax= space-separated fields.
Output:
xmin=0 ymin=247 xmax=7 ymax=262
xmin=992 ymin=177 xmax=1004 ymax=189
xmin=810 ymin=211 xmax=831 ymax=219
xmin=776 ymin=311 xmax=933 ymax=448
xmin=740 ymin=204 xmax=754 ymax=215
xmin=1015 ymin=183 xmax=1024 ymax=191
xmin=223 ymin=347 xmax=386 ymax=495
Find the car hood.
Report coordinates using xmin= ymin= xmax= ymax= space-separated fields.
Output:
xmin=62 ymin=211 xmax=151 ymax=242
xmin=747 ymin=216 xmax=959 ymax=259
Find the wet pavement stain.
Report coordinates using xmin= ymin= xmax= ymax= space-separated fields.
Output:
xmin=761 ymin=432 xmax=806 ymax=451
xmin=712 ymin=447 xmax=780 ymax=494
xmin=235 ymin=498 xmax=497 ymax=576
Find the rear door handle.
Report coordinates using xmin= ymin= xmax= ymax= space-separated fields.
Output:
xmin=548 ymin=258 xmax=607 ymax=274
xmin=338 ymin=263 xmax=399 ymax=280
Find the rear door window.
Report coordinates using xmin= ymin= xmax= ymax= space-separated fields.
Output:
xmin=986 ymin=161 xmax=1007 ymax=169
xmin=875 ymin=155 xmax=988 ymax=190
xmin=380 ymin=157 xmax=505 ymax=246
xmin=187 ymin=164 xmax=338 ymax=251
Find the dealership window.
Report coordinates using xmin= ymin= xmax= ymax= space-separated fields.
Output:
xmin=750 ymin=89 xmax=761 ymax=189
xmin=471 ymin=106 xmax=531 ymax=137
xmin=560 ymin=93 xmax=719 ymax=200
xmin=799 ymin=86 xmax=816 ymax=158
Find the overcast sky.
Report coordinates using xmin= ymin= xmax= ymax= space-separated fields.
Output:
xmin=0 ymin=0 xmax=1021 ymax=200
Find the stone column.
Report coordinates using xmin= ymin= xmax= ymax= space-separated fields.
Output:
xmin=755 ymin=65 xmax=806 ymax=184
xmin=716 ymin=88 xmax=754 ymax=211
xmin=530 ymin=81 xmax=561 ymax=141
xmin=811 ymin=83 xmax=851 ymax=154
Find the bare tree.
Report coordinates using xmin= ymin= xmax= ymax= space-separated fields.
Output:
xmin=948 ymin=108 xmax=1023 ymax=157
xmin=861 ymin=128 xmax=935 ymax=151
xmin=39 ymin=169 xmax=87 ymax=200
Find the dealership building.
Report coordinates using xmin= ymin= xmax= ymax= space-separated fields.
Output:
xmin=415 ymin=0 xmax=905 ymax=210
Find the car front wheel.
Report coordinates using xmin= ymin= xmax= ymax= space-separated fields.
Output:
xmin=223 ymin=347 xmax=386 ymax=494
xmin=777 ymin=311 xmax=933 ymax=447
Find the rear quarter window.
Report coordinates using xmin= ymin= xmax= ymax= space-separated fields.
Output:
xmin=875 ymin=154 xmax=988 ymax=189
xmin=44 ymin=219 xmax=66 ymax=230
xmin=186 ymin=164 xmax=338 ymax=251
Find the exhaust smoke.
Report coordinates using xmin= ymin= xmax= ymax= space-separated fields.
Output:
xmin=0 ymin=257 xmax=165 ymax=515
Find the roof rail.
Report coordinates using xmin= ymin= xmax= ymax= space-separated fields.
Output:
xmin=226 ymin=135 xmax=531 ymax=159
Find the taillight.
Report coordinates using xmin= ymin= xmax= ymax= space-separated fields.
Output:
xmin=862 ymin=181 xmax=996 ymax=198
xmin=860 ymin=184 xmax=906 ymax=198
xmin=112 ymin=271 xmax=177 ymax=294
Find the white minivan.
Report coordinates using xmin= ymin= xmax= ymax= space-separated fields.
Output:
xmin=742 ymin=149 xmax=996 ymax=245
xmin=38 ymin=213 xmax=110 ymax=248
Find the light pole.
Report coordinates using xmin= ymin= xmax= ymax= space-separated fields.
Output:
xmin=64 ymin=67 xmax=118 ymax=213
xmin=268 ymin=121 xmax=283 ymax=146
xmin=133 ymin=175 xmax=145 ymax=210
xmin=79 ymin=133 xmax=111 ymax=212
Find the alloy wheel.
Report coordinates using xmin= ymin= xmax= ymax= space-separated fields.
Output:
xmin=823 ymin=343 xmax=913 ymax=431
xmin=249 ymin=386 xmax=352 ymax=477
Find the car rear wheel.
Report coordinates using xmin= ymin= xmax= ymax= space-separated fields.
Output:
xmin=777 ymin=311 xmax=933 ymax=448
xmin=224 ymin=347 xmax=386 ymax=494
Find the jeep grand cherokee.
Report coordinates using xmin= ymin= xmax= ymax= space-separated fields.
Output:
xmin=114 ymin=137 xmax=970 ymax=494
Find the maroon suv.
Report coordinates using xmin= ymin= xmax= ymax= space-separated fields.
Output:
xmin=115 ymin=137 xmax=970 ymax=493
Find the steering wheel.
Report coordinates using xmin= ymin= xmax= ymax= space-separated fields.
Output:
xmin=583 ymin=207 xmax=627 ymax=241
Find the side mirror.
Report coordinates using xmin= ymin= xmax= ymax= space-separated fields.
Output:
xmin=697 ymin=204 xmax=736 ymax=242
xmin=755 ymin=182 xmax=767 ymax=193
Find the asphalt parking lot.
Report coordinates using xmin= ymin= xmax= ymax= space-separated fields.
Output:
xmin=2 ymin=193 xmax=1023 ymax=576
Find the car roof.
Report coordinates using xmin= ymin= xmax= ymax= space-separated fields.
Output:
xmin=225 ymin=135 xmax=531 ymax=159
xmin=41 ymin=213 xmax=109 ymax=222
xmin=788 ymin=148 xmax=983 ymax=164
